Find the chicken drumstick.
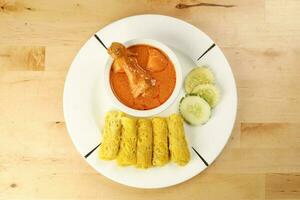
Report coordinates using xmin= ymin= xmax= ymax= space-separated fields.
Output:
xmin=108 ymin=42 xmax=156 ymax=98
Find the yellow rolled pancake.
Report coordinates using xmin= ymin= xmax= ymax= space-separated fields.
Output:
xmin=116 ymin=116 xmax=138 ymax=166
xmin=167 ymin=114 xmax=190 ymax=166
xmin=99 ymin=111 xmax=125 ymax=160
xmin=152 ymin=117 xmax=169 ymax=166
xmin=136 ymin=119 xmax=153 ymax=169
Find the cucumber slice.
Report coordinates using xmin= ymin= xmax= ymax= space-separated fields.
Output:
xmin=192 ymin=84 xmax=220 ymax=108
xmin=179 ymin=95 xmax=211 ymax=125
xmin=184 ymin=67 xmax=214 ymax=93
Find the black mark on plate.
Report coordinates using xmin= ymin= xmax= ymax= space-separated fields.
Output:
xmin=94 ymin=34 xmax=107 ymax=50
xmin=84 ymin=143 xmax=101 ymax=158
xmin=197 ymin=43 xmax=216 ymax=61
xmin=192 ymin=147 xmax=209 ymax=166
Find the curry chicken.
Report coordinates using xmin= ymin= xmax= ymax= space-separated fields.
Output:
xmin=108 ymin=42 xmax=176 ymax=110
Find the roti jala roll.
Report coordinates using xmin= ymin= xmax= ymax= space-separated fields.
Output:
xmin=152 ymin=117 xmax=169 ymax=166
xmin=99 ymin=111 xmax=125 ymax=160
xmin=136 ymin=119 xmax=153 ymax=169
xmin=116 ymin=116 xmax=138 ymax=166
xmin=167 ymin=114 xmax=190 ymax=166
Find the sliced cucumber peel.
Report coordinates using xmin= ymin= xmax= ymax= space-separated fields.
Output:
xmin=179 ymin=94 xmax=211 ymax=125
xmin=184 ymin=67 xmax=214 ymax=93
xmin=192 ymin=84 xmax=220 ymax=108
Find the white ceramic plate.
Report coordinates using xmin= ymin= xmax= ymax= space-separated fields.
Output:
xmin=63 ymin=14 xmax=237 ymax=189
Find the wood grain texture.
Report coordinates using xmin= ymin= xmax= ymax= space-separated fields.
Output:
xmin=266 ymin=173 xmax=300 ymax=199
xmin=0 ymin=46 xmax=45 ymax=71
xmin=241 ymin=123 xmax=300 ymax=148
xmin=0 ymin=0 xmax=299 ymax=199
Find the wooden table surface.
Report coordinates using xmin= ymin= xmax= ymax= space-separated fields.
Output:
xmin=0 ymin=0 xmax=299 ymax=199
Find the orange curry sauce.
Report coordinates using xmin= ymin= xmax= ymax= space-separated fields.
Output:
xmin=110 ymin=45 xmax=176 ymax=110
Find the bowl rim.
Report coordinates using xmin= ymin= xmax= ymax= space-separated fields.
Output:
xmin=104 ymin=38 xmax=182 ymax=117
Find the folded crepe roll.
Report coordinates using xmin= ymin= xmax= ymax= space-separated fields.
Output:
xmin=116 ymin=116 xmax=138 ymax=166
xmin=99 ymin=111 xmax=125 ymax=160
xmin=152 ymin=117 xmax=169 ymax=166
xmin=167 ymin=114 xmax=190 ymax=166
xmin=136 ymin=119 xmax=153 ymax=169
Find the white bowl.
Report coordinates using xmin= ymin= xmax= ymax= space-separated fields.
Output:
xmin=104 ymin=39 xmax=182 ymax=117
